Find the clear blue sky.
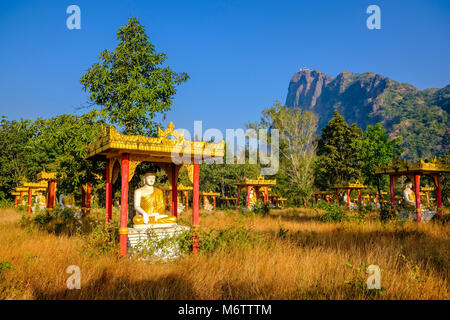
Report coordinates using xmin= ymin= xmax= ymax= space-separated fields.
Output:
xmin=0 ymin=0 xmax=449 ymax=134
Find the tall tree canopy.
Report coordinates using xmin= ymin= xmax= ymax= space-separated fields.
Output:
xmin=315 ymin=110 xmax=363 ymax=189
xmin=80 ymin=17 xmax=189 ymax=136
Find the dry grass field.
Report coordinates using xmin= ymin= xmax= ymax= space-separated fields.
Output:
xmin=0 ymin=206 xmax=448 ymax=300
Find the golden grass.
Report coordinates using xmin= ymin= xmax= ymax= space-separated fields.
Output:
xmin=0 ymin=207 xmax=448 ymax=300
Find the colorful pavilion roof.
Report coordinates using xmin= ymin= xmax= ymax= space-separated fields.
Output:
xmin=235 ymin=175 xmax=276 ymax=186
xmin=331 ymin=180 xmax=368 ymax=189
xmin=23 ymin=181 xmax=47 ymax=188
xmin=37 ymin=170 xmax=58 ymax=181
xmin=374 ymin=157 xmax=450 ymax=175
xmin=86 ymin=122 xmax=224 ymax=163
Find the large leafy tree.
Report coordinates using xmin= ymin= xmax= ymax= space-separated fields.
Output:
xmin=315 ymin=110 xmax=363 ymax=189
xmin=258 ymin=103 xmax=318 ymax=206
xmin=358 ymin=123 xmax=403 ymax=193
xmin=80 ymin=17 xmax=189 ymax=136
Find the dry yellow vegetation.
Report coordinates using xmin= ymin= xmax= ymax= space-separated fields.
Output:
xmin=0 ymin=207 xmax=448 ymax=300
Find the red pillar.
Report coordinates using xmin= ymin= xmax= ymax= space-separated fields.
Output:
xmin=213 ymin=196 xmax=216 ymax=211
xmin=414 ymin=175 xmax=421 ymax=222
xmin=346 ymin=188 xmax=350 ymax=208
xmin=20 ymin=191 xmax=24 ymax=206
xmin=81 ymin=185 xmax=86 ymax=214
xmin=358 ymin=189 xmax=362 ymax=207
xmin=105 ymin=159 xmax=113 ymax=223
xmin=436 ymin=175 xmax=442 ymax=219
xmin=192 ymin=163 xmax=199 ymax=254
xmin=264 ymin=186 xmax=269 ymax=204
xmin=389 ymin=175 xmax=395 ymax=207
xmin=426 ymin=192 xmax=430 ymax=207
xmin=86 ymin=182 xmax=91 ymax=215
xmin=119 ymin=153 xmax=129 ymax=257
xmin=246 ymin=185 xmax=251 ymax=209
xmin=335 ymin=189 xmax=339 ymax=206
xmin=171 ymin=164 xmax=178 ymax=217
xmin=27 ymin=187 xmax=32 ymax=214
xmin=14 ymin=196 xmax=18 ymax=207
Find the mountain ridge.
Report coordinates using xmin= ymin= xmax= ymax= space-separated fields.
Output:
xmin=285 ymin=69 xmax=449 ymax=160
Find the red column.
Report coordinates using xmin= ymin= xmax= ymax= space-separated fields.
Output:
xmin=213 ymin=196 xmax=216 ymax=211
xmin=20 ymin=191 xmax=24 ymax=206
xmin=426 ymin=192 xmax=430 ymax=207
xmin=358 ymin=189 xmax=362 ymax=207
xmin=237 ymin=187 xmax=240 ymax=209
xmin=119 ymin=153 xmax=129 ymax=257
xmin=436 ymin=175 xmax=442 ymax=219
xmin=246 ymin=185 xmax=251 ymax=209
xmin=264 ymin=186 xmax=269 ymax=204
xmin=81 ymin=185 xmax=86 ymax=214
xmin=192 ymin=163 xmax=200 ymax=254
xmin=86 ymin=182 xmax=91 ymax=215
xmin=185 ymin=191 xmax=189 ymax=212
xmin=346 ymin=189 xmax=350 ymax=208
xmin=335 ymin=189 xmax=339 ymax=206
xmin=389 ymin=175 xmax=395 ymax=207
xmin=27 ymin=187 xmax=32 ymax=214
xmin=105 ymin=159 xmax=113 ymax=223
xmin=414 ymin=175 xmax=421 ymax=222
xmin=14 ymin=196 xmax=18 ymax=207
xmin=171 ymin=164 xmax=178 ymax=217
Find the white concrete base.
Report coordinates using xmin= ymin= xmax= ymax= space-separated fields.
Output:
xmin=127 ymin=224 xmax=190 ymax=260
xmin=399 ymin=209 xmax=437 ymax=223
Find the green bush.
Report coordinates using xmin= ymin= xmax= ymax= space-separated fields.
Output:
xmin=318 ymin=202 xmax=345 ymax=223
xmin=252 ymin=199 xmax=269 ymax=216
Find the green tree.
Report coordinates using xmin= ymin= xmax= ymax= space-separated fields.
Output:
xmin=358 ymin=123 xmax=403 ymax=194
xmin=315 ymin=110 xmax=363 ymax=189
xmin=80 ymin=17 xmax=189 ymax=136
xmin=259 ymin=103 xmax=318 ymax=206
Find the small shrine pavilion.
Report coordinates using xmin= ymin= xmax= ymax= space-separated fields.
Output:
xmin=37 ymin=171 xmax=58 ymax=212
xmin=421 ymin=185 xmax=435 ymax=207
xmin=234 ymin=176 xmax=276 ymax=209
xmin=23 ymin=181 xmax=47 ymax=214
xmin=375 ymin=157 xmax=449 ymax=221
xmin=331 ymin=181 xmax=368 ymax=208
xmin=85 ymin=123 xmax=224 ymax=256
xmin=219 ymin=196 xmax=238 ymax=208
xmin=14 ymin=187 xmax=28 ymax=206
xmin=200 ymin=191 xmax=220 ymax=210
xmin=162 ymin=183 xmax=193 ymax=212
xmin=11 ymin=192 xmax=21 ymax=207
xmin=314 ymin=190 xmax=334 ymax=204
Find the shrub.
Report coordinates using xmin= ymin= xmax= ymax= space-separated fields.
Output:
xmin=252 ymin=199 xmax=269 ymax=216
xmin=318 ymin=202 xmax=345 ymax=222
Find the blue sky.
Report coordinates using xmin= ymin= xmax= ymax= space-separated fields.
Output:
xmin=0 ymin=0 xmax=449 ymax=134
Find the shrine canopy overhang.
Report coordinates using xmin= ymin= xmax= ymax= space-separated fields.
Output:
xmin=374 ymin=157 xmax=450 ymax=177
xmin=331 ymin=181 xmax=368 ymax=191
xmin=234 ymin=176 xmax=276 ymax=189
xmin=200 ymin=191 xmax=221 ymax=197
xmin=162 ymin=183 xmax=193 ymax=192
xmin=85 ymin=122 xmax=225 ymax=183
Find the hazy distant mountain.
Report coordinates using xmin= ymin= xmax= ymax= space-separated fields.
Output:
xmin=285 ymin=69 xmax=449 ymax=161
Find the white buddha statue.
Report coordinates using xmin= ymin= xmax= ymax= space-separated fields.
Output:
xmin=36 ymin=192 xmax=46 ymax=210
xmin=403 ymin=180 xmax=417 ymax=208
xmin=133 ymin=172 xmax=176 ymax=225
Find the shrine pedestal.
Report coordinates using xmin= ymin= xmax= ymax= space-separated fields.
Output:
xmin=399 ymin=209 xmax=437 ymax=223
xmin=127 ymin=224 xmax=190 ymax=260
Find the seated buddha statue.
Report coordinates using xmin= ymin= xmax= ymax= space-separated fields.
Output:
xmin=59 ymin=193 xmax=75 ymax=210
xmin=133 ymin=172 xmax=177 ymax=225
xmin=402 ymin=180 xmax=428 ymax=209
xmin=36 ymin=192 xmax=46 ymax=210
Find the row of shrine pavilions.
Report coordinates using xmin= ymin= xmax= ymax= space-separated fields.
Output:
xmin=11 ymin=123 xmax=450 ymax=256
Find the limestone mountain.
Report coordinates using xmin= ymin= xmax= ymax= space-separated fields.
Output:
xmin=285 ymin=69 xmax=449 ymax=161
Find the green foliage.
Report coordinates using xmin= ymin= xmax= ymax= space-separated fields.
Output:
xmin=0 ymin=261 xmax=13 ymax=275
xmin=318 ymin=202 xmax=345 ymax=223
xmin=315 ymin=110 xmax=363 ymax=189
xmin=197 ymin=226 xmax=263 ymax=254
xmin=80 ymin=17 xmax=189 ymax=136
xmin=358 ymin=123 xmax=403 ymax=192
xmin=252 ymin=199 xmax=269 ymax=215
xmin=84 ymin=223 xmax=119 ymax=257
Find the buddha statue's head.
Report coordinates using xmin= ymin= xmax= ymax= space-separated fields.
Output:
xmin=405 ymin=179 xmax=413 ymax=190
xmin=143 ymin=172 xmax=156 ymax=186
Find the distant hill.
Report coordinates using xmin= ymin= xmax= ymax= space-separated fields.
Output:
xmin=285 ymin=69 xmax=449 ymax=161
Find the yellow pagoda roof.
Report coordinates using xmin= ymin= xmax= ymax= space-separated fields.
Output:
xmin=235 ymin=175 xmax=276 ymax=186
xmin=23 ymin=181 xmax=47 ymax=188
xmin=332 ymin=180 xmax=368 ymax=189
xmin=200 ymin=191 xmax=221 ymax=196
xmin=375 ymin=157 xmax=450 ymax=175
xmin=11 ymin=192 xmax=20 ymax=196
xmin=37 ymin=170 xmax=58 ymax=181
xmin=86 ymin=122 xmax=224 ymax=163
xmin=15 ymin=187 xmax=29 ymax=192
xmin=162 ymin=183 xmax=193 ymax=191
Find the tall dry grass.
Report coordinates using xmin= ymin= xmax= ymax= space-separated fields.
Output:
xmin=0 ymin=207 xmax=448 ymax=299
